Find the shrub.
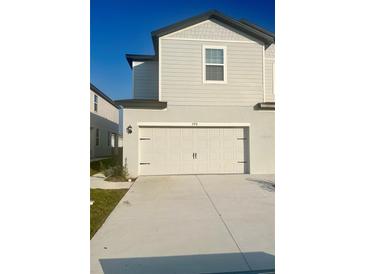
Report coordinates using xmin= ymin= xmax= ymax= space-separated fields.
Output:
xmin=104 ymin=164 xmax=129 ymax=181
xmin=90 ymin=158 xmax=114 ymax=173
xmin=111 ymin=152 xmax=123 ymax=166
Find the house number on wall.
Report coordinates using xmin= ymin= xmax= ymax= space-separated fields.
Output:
xmin=192 ymin=122 xmax=198 ymax=126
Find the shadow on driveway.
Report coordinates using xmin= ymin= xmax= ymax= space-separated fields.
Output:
xmin=246 ymin=177 xmax=275 ymax=192
xmin=99 ymin=252 xmax=274 ymax=274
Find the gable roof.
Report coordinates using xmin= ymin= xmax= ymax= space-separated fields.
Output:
xmin=125 ymin=54 xmax=157 ymax=68
xmin=151 ymin=10 xmax=274 ymax=53
xmin=125 ymin=10 xmax=275 ymax=68
xmin=238 ymin=18 xmax=275 ymax=38
xmin=90 ymin=83 xmax=120 ymax=109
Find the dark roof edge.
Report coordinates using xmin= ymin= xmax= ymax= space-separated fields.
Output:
xmin=115 ymin=99 xmax=167 ymax=109
xmin=151 ymin=10 xmax=275 ymax=53
xmin=254 ymin=102 xmax=275 ymax=111
xmin=238 ymin=18 xmax=275 ymax=38
xmin=90 ymin=84 xmax=120 ymax=109
xmin=125 ymin=54 xmax=157 ymax=68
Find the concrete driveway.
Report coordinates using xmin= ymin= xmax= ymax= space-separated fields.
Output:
xmin=91 ymin=174 xmax=275 ymax=274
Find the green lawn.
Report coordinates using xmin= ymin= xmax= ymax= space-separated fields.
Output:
xmin=90 ymin=188 xmax=128 ymax=239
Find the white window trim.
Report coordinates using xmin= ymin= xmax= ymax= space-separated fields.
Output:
xmin=94 ymin=94 xmax=98 ymax=112
xmin=111 ymin=133 xmax=116 ymax=148
xmin=202 ymin=45 xmax=227 ymax=84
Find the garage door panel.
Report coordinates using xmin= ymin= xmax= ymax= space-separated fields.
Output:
xmin=181 ymin=128 xmax=194 ymax=165
xmin=139 ymin=126 xmax=249 ymax=175
xmin=180 ymin=162 xmax=194 ymax=174
xmin=210 ymin=151 xmax=220 ymax=161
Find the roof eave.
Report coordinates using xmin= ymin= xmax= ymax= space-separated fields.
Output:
xmin=151 ymin=10 xmax=275 ymax=53
xmin=115 ymin=99 xmax=167 ymax=109
xmin=125 ymin=54 xmax=157 ymax=69
xmin=254 ymin=102 xmax=275 ymax=111
xmin=90 ymin=84 xmax=120 ymax=109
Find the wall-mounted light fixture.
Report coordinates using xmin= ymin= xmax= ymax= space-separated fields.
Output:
xmin=126 ymin=125 xmax=133 ymax=134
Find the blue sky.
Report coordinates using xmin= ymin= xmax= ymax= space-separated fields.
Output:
xmin=91 ymin=0 xmax=275 ymax=100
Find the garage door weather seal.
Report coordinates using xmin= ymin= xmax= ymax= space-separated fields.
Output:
xmin=195 ymin=175 xmax=252 ymax=271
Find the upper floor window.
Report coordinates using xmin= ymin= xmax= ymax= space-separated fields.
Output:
xmin=111 ymin=133 xmax=116 ymax=147
xmin=203 ymin=46 xmax=226 ymax=83
xmin=94 ymin=95 xmax=98 ymax=112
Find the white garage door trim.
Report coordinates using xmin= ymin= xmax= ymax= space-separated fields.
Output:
xmin=138 ymin=122 xmax=250 ymax=127
xmin=138 ymin=122 xmax=250 ymax=175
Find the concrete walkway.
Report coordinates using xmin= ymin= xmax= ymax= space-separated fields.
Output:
xmin=90 ymin=175 xmax=133 ymax=189
xmin=91 ymin=174 xmax=274 ymax=274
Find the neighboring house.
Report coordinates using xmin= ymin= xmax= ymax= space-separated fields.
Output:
xmin=90 ymin=84 xmax=121 ymax=159
xmin=117 ymin=108 xmax=124 ymax=147
xmin=116 ymin=10 xmax=275 ymax=177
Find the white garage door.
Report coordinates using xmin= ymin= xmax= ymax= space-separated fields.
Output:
xmin=139 ymin=127 xmax=249 ymax=175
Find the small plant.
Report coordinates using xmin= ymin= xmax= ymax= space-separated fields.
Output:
xmin=104 ymin=164 xmax=129 ymax=182
xmin=90 ymin=158 xmax=114 ymax=174
xmin=111 ymin=152 xmax=123 ymax=166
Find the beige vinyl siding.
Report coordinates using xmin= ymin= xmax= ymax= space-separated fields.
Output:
xmin=90 ymin=89 xmax=120 ymax=158
xmin=133 ymin=61 xmax=158 ymax=99
xmin=90 ymin=90 xmax=119 ymax=124
xmin=265 ymin=59 xmax=274 ymax=101
xmin=265 ymin=44 xmax=275 ymax=59
xmin=166 ymin=19 xmax=259 ymax=43
xmin=160 ymin=38 xmax=264 ymax=106
xmin=265 ymin=44 xmax=275 ymax=101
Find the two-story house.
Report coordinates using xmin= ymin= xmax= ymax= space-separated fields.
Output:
xmin=90 ymin=83 xmax=121 ymax=159
xmin=116 ymin=10 xmax=275 ymax=177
